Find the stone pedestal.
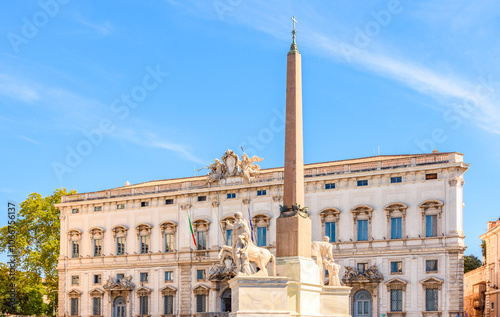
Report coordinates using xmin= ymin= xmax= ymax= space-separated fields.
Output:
xmin=230 ymin=257 xmax=352 ymax=317
xmin=228 ymin=276 xmax=291 ymax=317
xmin=276 ymin=215 xmax=312 ymax=258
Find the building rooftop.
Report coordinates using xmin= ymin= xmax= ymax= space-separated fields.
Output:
xmin=61 ymin=151 xmax=465 ymax=204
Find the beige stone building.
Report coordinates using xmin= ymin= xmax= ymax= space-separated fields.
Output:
xmin=56 ymin=151 xmax=468 ymax=317
xmin=464 ymin=219 xmax=500 ymax=317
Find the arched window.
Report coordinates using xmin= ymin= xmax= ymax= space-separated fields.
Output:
xmin=111 ymin=225 xmax=128 ymax=255
xmin=419 ymin=200 xmax=444 ymax=238
xmin=351 ymin=205 xmax=374 ymax=241
xmin=136 ymin=223 xmax=153 ymax=254
xmin=68 ymin=229 xmax=82 ymax=258
xmin=192 ymin=219 xmax=211 ymax=251
xmin=221 ymin=288 xmax=232 ymax=312
xmin=384 ymin=203 xmax=408 ymax=240
xmin=89 ymin=227 xmax=105 ymax=257
xmin=252 ymin=213 xmax=271 ymax=247
xmin=160 ymin=221 xmax=177 ymax=253
xmin=319 ymin=208 xmax=341 ymax=242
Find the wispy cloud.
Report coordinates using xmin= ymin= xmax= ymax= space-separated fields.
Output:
xmin=74 ymin=15 xmax=113 ymax=36
xmin=169 ymin=1 xmax=500 ymax=133
xmin=113 ymin=128 xmax=205 ymax=165
xmin=18 ymin=135 xmax=42 ymax=145
xmin=0 ymin=74 xmax=40 ymax=103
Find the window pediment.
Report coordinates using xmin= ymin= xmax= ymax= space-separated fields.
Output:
xmin=111 ymin=225 xmax=128 ymax=238
xmin=193 ymin=218 xmax=211 ymax=231
xmin=221 ymin=216 xmax=235 ymax=231
xmin=89 ymin=288 xmax=104 ymax=297
xmin=319 ymin=208 xmax=341 ymax=223
xmin=68 ymin=229 xmax=82 ymax=241
xmin=351 ymin=205 xmax=374 ymax=221
xmin=137 ymin=286 xmax=152 ymax=295
xmin=252 ymin=213 xmax=271 ymax=227
xmin=68 ymin=289 xmax=82 ymax=297
xmin=135 ymin=223 xmax=152 ymax=236
xmin=419 ymin=200 xmax=444 ymax=214
xmin=159 ymin=221 xmax=177 ymax=234
xmin=384 ymin=202 xmax=408 ymax=213
xmin=193 ymin=284 xmax=210 ymax=295
xmin=420 ymin=276 xmax=444 ymax=289
xmin=161 ymin=285 xmax=177 ymax=296
xmin=89 ymin=227 xmax=105 ymax=239
xmin=385 ymin=277 xmax=408 ymax=291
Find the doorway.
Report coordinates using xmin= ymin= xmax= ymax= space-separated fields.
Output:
xmin=353 ymin=290 xmax=372 ymax=317
xmin=113 ymin=296 xmax=126 ymax=317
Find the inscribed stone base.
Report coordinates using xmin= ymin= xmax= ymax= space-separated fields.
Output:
xmin=228 ymin=276 xmax=292 ymax=317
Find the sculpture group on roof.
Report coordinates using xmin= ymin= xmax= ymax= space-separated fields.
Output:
xmin=202 ymin=149 xmax=263 ymax=184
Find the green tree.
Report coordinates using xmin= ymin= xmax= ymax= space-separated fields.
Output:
xmin=0 ymin=188 xmax=76 ymax=315
xmin=464 ymin=254 xmax=482 ymax=273
xmin=481 ymin=239 xmax=487 ymax=263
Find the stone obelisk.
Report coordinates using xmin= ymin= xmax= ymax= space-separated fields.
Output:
xmin=276 ymin=17 xmax=312 ymax=259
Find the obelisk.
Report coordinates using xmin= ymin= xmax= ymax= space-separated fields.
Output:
xmin=276 ymin=17 xmax=312 ymax=258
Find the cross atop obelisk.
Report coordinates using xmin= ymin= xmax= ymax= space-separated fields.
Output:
xmin=276 ymin=17 xmax=311 ymax=258
xmin=289 ymin=16 xmax=299 ymax=54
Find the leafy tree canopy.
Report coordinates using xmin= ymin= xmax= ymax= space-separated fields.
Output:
xmin=0 ymin=188 xmax=76 ymax=315
xmin=464 ymin=254 xmax=482 ymax=273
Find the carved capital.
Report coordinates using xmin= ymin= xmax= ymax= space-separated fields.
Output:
xmin=212 ymin=200 xmax=220 ymax=208
xmin=180 ymin=203 xmax=191 ymax=210
xmin=448 ymin=178 xmax=464 ymax=187
xmin=242 ymin=198 xmax=251 ymax=205
xmin=272 ymin=195 xmax=282 ymax=202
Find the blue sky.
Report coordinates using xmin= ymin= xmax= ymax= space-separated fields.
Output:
xmin=1 ymin=0 xmax=499 ymax=262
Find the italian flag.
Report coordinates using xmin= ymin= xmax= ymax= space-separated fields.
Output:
xmin=187 ymin=212 xmax=197 ymax=247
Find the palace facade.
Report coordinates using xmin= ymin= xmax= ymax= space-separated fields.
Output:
xmin=56 ymin=151 xmax=467 ymax=317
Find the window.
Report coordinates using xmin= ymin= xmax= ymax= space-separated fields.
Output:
xmin=492 ymin=302 xmax=495 ymax=310
xmin=390 ymin=289 xmax=403 ymax=311
xmin=358 ymin=220 xmax=368 ymax=241
xmin=196 ymin=294 xmax=207 ymax=312
xmin=197 ymin=231 xmax=207 ymax=250
xmin=165 ymin=199 xmax=174 ymax=205
xmin=116 ymin=237 xmax=125 ymax=255
xmin=117 ymin=204 xmax=125 ymax=209
xmin=165 ymin=233 xmax=174 ymax=252
xmin=197 ymin=270 xmax=205 ymax=280
xmin=426 ymin=260 xmax=438 ymax=272
xmin=198 ymin=196 xmax=207 ymax=202
xmin=227 ymin=193 xmax=236 ymax=199
xmin=391 ymin=217 xmax=402 ymax=239
xmin=226 ymin=229 xmax=233 ymax=247
xmin=325 ymin=221 xmax=335 ymax=242
xmin=93 ymin=274 xmax=101 ymax=284
xmin=71 ymin=275 xmax=79 ymax=285
xmin=391 ymin=176 xmax=402 ymax=183
xmin=425 ymin=173 xmax=437 ymax=180
xmin=426 ymin=215 xmax=437 ymax=237
xmin=257 ymin=190 xmax=267 ymax=196
xmin=92 ymin=297 xmax=102 ymax=316
xmin=70 ymin=298 xmax=79 ymax=316
xmin=357 ymin=180 xmax=368 ymax=186
xmin=93 ymin=238 xmax=102 ymax=256
xmin=72 ymin=241 xmax=80 ymax=258
xmin=165 ymin=271 xmax=172 ymax=282
xmin=257 ymin=227 xmax=267 ymax=247
xmin=71 ymin=208 xmax=79 ymax=214
xmin=140 ymin=235 xmax=150 ymax=254
xmin=391 ymin=261 xmax=402 ymax=273
xmin=164 ymin=294 xmax=174 ymax=314
xmin=141 ymin=201 xmax=149 ymax=207
xmin=357 ymin=263 xmax=368 ymax=273
xmin=425 ymin=288 xmax=438 ymax=311
xmin=94 ymin=206 xmax=102 ymax=212
xmin=140 ymin=272 xmax=148 ymax=282
xmin=117 ymin=274 xmax=124 ymax=282
xmin=325 ymin=183 xmax=335 ymax=189
xmin=139 ymin=295 xmax=149 ymax=315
